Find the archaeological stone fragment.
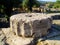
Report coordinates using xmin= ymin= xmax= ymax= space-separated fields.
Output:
xmin=10 ymin=13 xmax=52 ymax=38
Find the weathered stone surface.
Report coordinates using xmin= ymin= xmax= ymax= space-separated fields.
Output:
xmin=0 ymin=29 xmax=6 ymax=45
xmin=1 ymin=25 xmax=60 ymax=45
xmin=10 ymin=13 xmax=52 ymax=37
xmin=37 ymin=39 xmax=60 ymax=45
xmin=1 ymin=28 xmax=34 ymax=45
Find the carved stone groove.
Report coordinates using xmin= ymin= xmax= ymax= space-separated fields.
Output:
xmin=10 ymin=13 xmax=52 ymax=38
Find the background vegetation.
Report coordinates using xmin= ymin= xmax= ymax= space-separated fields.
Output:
xmin=0 ymin=0 xmax=60 ymax=21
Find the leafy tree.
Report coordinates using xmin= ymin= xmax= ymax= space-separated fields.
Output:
xmin=33 ymin=1 xmax=40 ymax=7
xmin=0 ymin=0 xmax=22 ymax=20
xmin=22 ymin=0 xmax=40 ymax=12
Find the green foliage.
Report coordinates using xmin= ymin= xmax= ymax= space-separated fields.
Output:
xmin=33 ymin=1 xmax=40 ymax=7
xmin=22 ymin=0 xmax=40 ymax=11
xmin=0 ymin=0 xmax=22 ymax=15
xmin=56 ymin=0 xmax=60 ymax=3
xmin=53 ymin=0 xmax=60 ymax=8
xmin=22 ymin=0 xmax=29 ymax=8
xmin=0 ymin=5 xmax=5 ymax=14
xmin=11 ymin=0 xmax=23 ymax=7
xmin=0 ymin=0 xmax=40 ymax=19
xmin=0 ymin=0 xmax=23 ymax=21
xmin=46 ymin=2 xmax=54 ymax=8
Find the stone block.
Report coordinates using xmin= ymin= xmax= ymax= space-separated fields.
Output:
xmin=10 ymin=13 xmax=52 ymax=38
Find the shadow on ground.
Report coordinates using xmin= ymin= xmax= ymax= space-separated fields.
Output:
xmin=0 ymin=22 xmax=10 ymax=28
xmin=52 ymin=15 xmax=60 ymax=20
